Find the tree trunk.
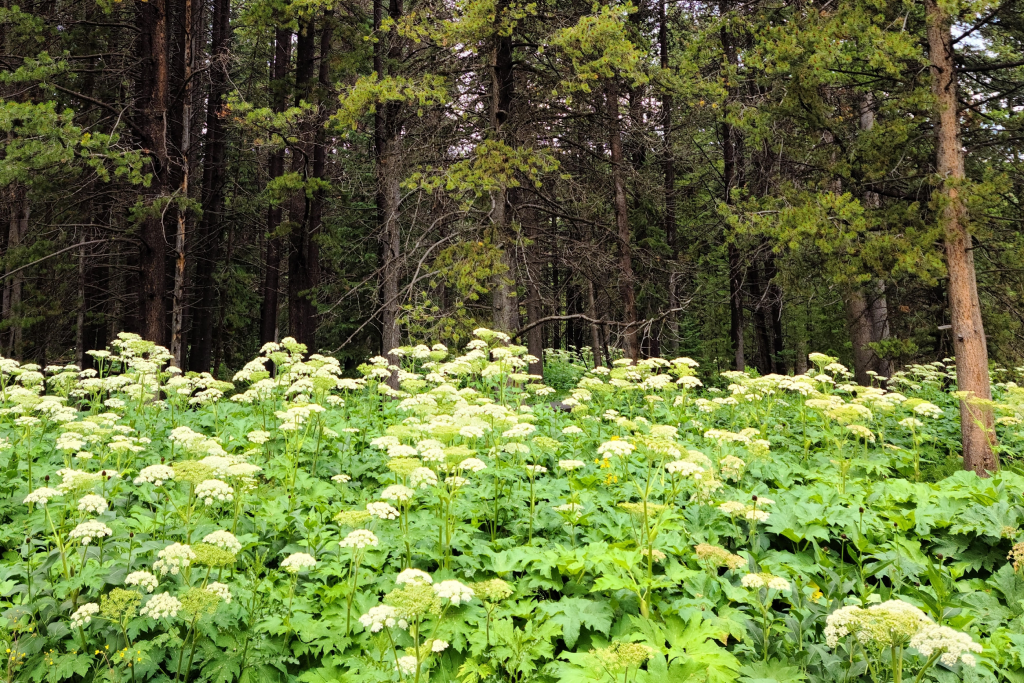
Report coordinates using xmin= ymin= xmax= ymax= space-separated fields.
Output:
xmin=489 ymin=5 xmax=519 ymax=334
xmin=169 ymin=0 xmax=194 ymax=368
xmin=4 ymin=185 xmax=28 ymax=358
xmin=925 ymin=0 xmax=997 ymax=474
xmin=189 ymin=0 xmax=230 ymax=371
xmin=524 ymin=208 xmax=544 ymax=375
xmin=376 ymin=0 xmax=404 ymax=385
xmin=606 ymin=80 xmax=638 ymax=361
xmin=721 ymin=0 xmax=744 ymax=372
xmin=660 ymin=0 xmax=679 ymax=357
xmin=300 ymin=12 xmax=334 ymax=351
xmin=259 ymin=27 xmax=291 ymax=346
xmin=135 ymin=0 xmax=170 ymax=345
xmin=847 ymin=93 xmax=890 ymax=385
xmin=587 ymin=279 xmax=603 ymax=369
xmin=287 ymin=17 xmax=317 ymax=348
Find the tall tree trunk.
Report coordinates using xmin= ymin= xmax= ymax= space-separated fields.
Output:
xmin=287 ymin=17 xmax=317 ymax=348
xmin=4 ymin=185 xmax=27 ymax=358
xmin=376 ymin=0 xmax=404 ymax=385
xmin=847 ymin=93 xmax=890 ymax=385
xmin=587 ymin=279 xmax=603 ymax=368
xmin=925 ymin=0 xmax=997 ymax=474
xmin=606 ymin=80 xmax=638 ymax=360
xmin=169 ymin=0 xmax=195 ymax=368
xmin=489 ymin=4 xmax=519 ymax=334
xmin=189 ymin=0 xmax=230 ymax=371
xmin=259 ymin=27 xmax=291 ymax=346
xmin=135 ymin=0 xmax=170 ymax=345
xmin=720 ymin=1 xmax=743 ymax=371
xmin=524 ymin=207 xmax=544 ymax=375
xmin=660 ymin=0 xmax=679 ymax=357
xmin=301 ymin=11 xmax=334 ymax=351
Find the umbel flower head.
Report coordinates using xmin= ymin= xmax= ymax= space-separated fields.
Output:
xmin=909 ymin=624 xmax=982 ymax=666
xmin=194 ymin=479 xmax=234 ymax=506
xmin=24 ymin=487 xmax=62 ymax=506
xmin=77 ymin=494 xmax=108 ymax=514
xmin=202 ymin=529 xmax=242 ymax=554
xmin=134 ymin=464 xmax=175 ymax=486
xmin=592 ymin=642 xmax=654 ymax=672
xmin=141 ymin=592 xmax=182 ymax=619
xmin=694 ymin=543 xmax=746 ymax=570
xmin=281 ymin=552 xmax=317 ymax=574
xmin=359 ymin=604 xmax=406 ymax=633
xmin=70 ymin=603 xmax=99 ymax=628
xmin=472 ymin=578 xmax=514 ymax=603
xmin=432 ymin=580 xmax=475 ymax=606
xmin=101 ymin=588 xmax=142 ymax=621
xmin=69 ymin=520 xmax=112 ymax=545
xmin=386 ymin=581 xmax=442 ymax=619
xmin=125 ymin=570 xmax=159 ymax=593
xmin=340 ymin=529 xmax=379 ymax=549
xmin=395 ymin=568 xmax=432 ymax=585
xmin=825 ymin=600 xmax=932 ymax=649
xmin=741 ymin=573 xmax=791 ymax=591
xmin=153 ymin=543 xmax=196 ymax=576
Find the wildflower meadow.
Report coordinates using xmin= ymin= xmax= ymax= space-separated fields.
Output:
xmin=1 ymin=331 xmax=1023 ymax=683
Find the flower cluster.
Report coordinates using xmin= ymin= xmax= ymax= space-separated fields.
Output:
xmin=153 ymin=543 xmax=196 ymax=576
xmin=70 ymin=603 xmax=100 ymax=628
xmin=194 ymin=479 xmax=234 ymax=506
xmin=141 ymin=592 xmax=182 ymax=619
xmin=69 ymin=520 xmax=112 ymax=545
xmin=433 ymin=580 xmax=474 ymax=605
xmin=741 ymin=573 xmax=790 ymax=591
xmin=281 ymin=552 xmax=317 ymax=574
xmin=340 ymin=530 xmax=379 ymax=549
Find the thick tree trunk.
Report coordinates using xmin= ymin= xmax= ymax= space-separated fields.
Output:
xmin=489 ymin=8 xmax=519 ymax=334
xmin=606 ymin=80 xmax=639 ymax=361
xmin=287 ymin=18 xmax=317 ymax=348
xmin=925 ymin=0 xmax=997 ymax=474
xmin=188 ymin=0 xmax=230 ymax=371
xmin=300 ymin=12 xmax=334 ymax=351
xmin=847 ymin=94 xmax=890 ymax=385
xmin=376 ymin=0 xmax=404 ymax=384
xmin=660 ymin=0 xmax=679 ymax=357
xmin=259 ymin=27 xmax=291 ymax=346
xmin=135 ymin=0 xmax=170 ymax=345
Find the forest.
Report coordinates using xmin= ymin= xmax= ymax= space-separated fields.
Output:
xmin=4 ymin=0 xmax=1024 ymax=390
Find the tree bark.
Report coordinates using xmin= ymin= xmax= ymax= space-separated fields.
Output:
xmin=135 ymin=0 xmax=171 ymax=345
xmin=169 ymin=0 xmax=195 ymax=368
xmin=376 ymin=0 xmax=404 ymax=385
xmin=524 ymin=207 xmax=544 ymax=375
xmin=189 ymin=0 xmax=231 ymax=371
xmin=489 ymin=3 xmax=519 ymax=334
xmin=4 ymin=185 xmax=28 ymax=358
xmin=606 ymin=80 xmax=638 ymax=361
xmin=925 ymin=0 xmax=997 ymax=474
xmin=287 ymin=17 xmax=317 ymax=348
xmin=259 ymin=26 xmax=291 ymax=346
xmin=847 ymin=93 xmax=890 ymax=385
xmin=660 ymin=0 xmax=679 ymax=357
xmin=720 ymin=1 xmax=743 ymax=371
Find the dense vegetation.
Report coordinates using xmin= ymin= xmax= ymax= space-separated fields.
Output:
xmin=4 ymin=0 xmax=1024 ymax=398
xmin=0 ymin=331 xmax=1022 ymax=683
